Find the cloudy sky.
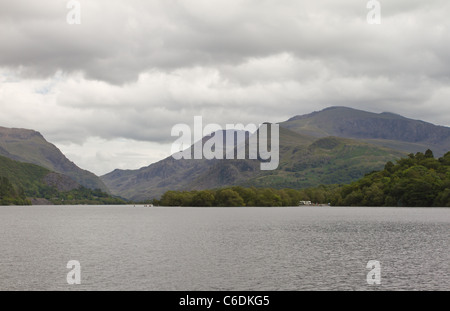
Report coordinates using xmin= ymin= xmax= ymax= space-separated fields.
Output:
xmin=1 ymin=0 xmax=449 ymax=175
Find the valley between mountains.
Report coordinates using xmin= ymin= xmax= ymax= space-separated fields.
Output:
xmin=1 ymin=106 xmax=449 ymax=204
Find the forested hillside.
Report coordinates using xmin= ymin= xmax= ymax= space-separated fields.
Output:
xmin=153 ymin=150 xmax=450 ymax=207
xmin=332 ymin=150 xmax=450 ymax=207
xmin=0 ymin=155 xmax=125 ymax=205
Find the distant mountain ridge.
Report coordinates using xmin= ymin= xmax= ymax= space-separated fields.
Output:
xmin=3 ymin=106 xmax=448 ymax=202
xmin=102 ymin=106 xmax=450 ymax=201
xmin=102 ymin=126 xmax=404 ymax=200
xmin=0 ymin=126 xmax=108 ymax=192
xmin=281 ymin=106 xmax=450 ymax=156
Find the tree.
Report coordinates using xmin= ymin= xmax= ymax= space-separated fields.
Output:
xmin=215 ymin=189 xmax=245 ymax=207
xmin=160 ymin=191 xmax=184 ymax=206
xmin=384 ymin=161 xmax=395 ymax=173
xmin=254 ymin=188 xmax=282 ymax=207
xmin=434 ymin=189 xmax=450 ymax=207
xmin=231 ymin=186 xmax=256 ymax=206
xmin=361 ymin=183 xmax=384 ymax=206
xmin=333 ymin=150 xmax=450 ymax=207
xmin=191 ymin=191 xmax=215 ymax=207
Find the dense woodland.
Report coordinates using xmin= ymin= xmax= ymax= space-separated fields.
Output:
xmin=0 ymin=176 xmax=29 ymax=205
xmin=44 ymin=187 xmax=127 ymax=205
xmin=0 ymin=153 xmax=126 ymax=205
xmin=0 ymin=175 xmax=125 ymax=205
xmin=155 ymin=186 xmax=335 ymax=207
xmin=332 ymin=150 xmax=450 ymax=207
xmin=153 ymin=150 xmax=450 ymax=207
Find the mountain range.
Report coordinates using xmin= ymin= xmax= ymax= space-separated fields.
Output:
xmin=101 ymin=127 xmax=405 ymax=200
xmin=1 ymin=106 xmax=449 ymax=203
xmin=281 ymin=107 xmax=450 ymax=156
xmin=101 ymin=107 xmax=450 ymax=201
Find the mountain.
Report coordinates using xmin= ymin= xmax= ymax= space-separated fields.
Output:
xmin=101 ymin=130 xmax=250 ymax=200
xmin=0 ymin=154 xmax=79 ymax=191
xmin=154 ymin=150 xmax=450 ymax=207
xmin=0 ymin=126 xmax=108 ymax=192
xmin=103 ymin=107 xmax=450 ymax=201
xmin=0 ymin=154 xmax=125 ymax=205
xmin=102 ymin=126 xmax=404 ymax=201
xmin=281 ymin=106 xmax=450 ymax=156
xmin=0 ymin=154 xmax=79 ymax=204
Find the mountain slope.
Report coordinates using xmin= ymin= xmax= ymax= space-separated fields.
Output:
xmin=281 ymin=106 xmax=450 ymax=156
xmin=0 ymin=154 xmax=79 ymax=202
xmin=240 ymin=136 xmax=404 ymax=188
xmin=0 ymin=126 xmax=108 ymax=192
xmin=0 ymin=154 xmax=126 ymax=205
xmin=102 ymin=126 xmax=404 ymax=201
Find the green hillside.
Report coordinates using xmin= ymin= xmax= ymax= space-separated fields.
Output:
xmin=0 ymin=155 xmax=125 ymax=205
xmin=332 ymin=150 xmax=450 ymax=207
xmin=0 ymin=154 xmax=52 ymax=201
xmin=0 ymin=177 xmax=28 ymax=205
xmin=239 ymin=136 xmax=405 ymax=189
xmin=151 ymin=150 xmax=450 ymax=207
xmin=0 ymin=126 xmax=109 ymax=192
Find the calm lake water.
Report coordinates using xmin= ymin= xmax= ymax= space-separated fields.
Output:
xmin=0 ymin=206 xmax=448 ymax=291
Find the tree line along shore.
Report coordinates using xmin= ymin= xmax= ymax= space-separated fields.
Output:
xmin=148 ymin=150 xmax=450 ymax=207
xmin=1 ymin=150 xmax=449 ymax=207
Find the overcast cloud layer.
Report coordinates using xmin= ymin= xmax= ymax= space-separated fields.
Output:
xmin=1 ymin=0 xmax=449 ymax=175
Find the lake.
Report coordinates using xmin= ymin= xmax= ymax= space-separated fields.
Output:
xmin=0 ymin=205 xmax=448 ymax=291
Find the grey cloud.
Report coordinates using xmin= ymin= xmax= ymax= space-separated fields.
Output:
xmin=1 ymin=0 xmax=450 ymax=173
xmin=0 ymin=0 xmax=449 ymax=84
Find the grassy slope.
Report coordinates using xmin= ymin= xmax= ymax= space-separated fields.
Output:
xmin=0 ymin=127 xmax=108 ymax=191
xmin=0 ymin=154 xmax=51 ymax=193
xmin=240 ymin=136 xmax=405 ymax=189
xmin=0 ymin=155 xmax=126 ymax=205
